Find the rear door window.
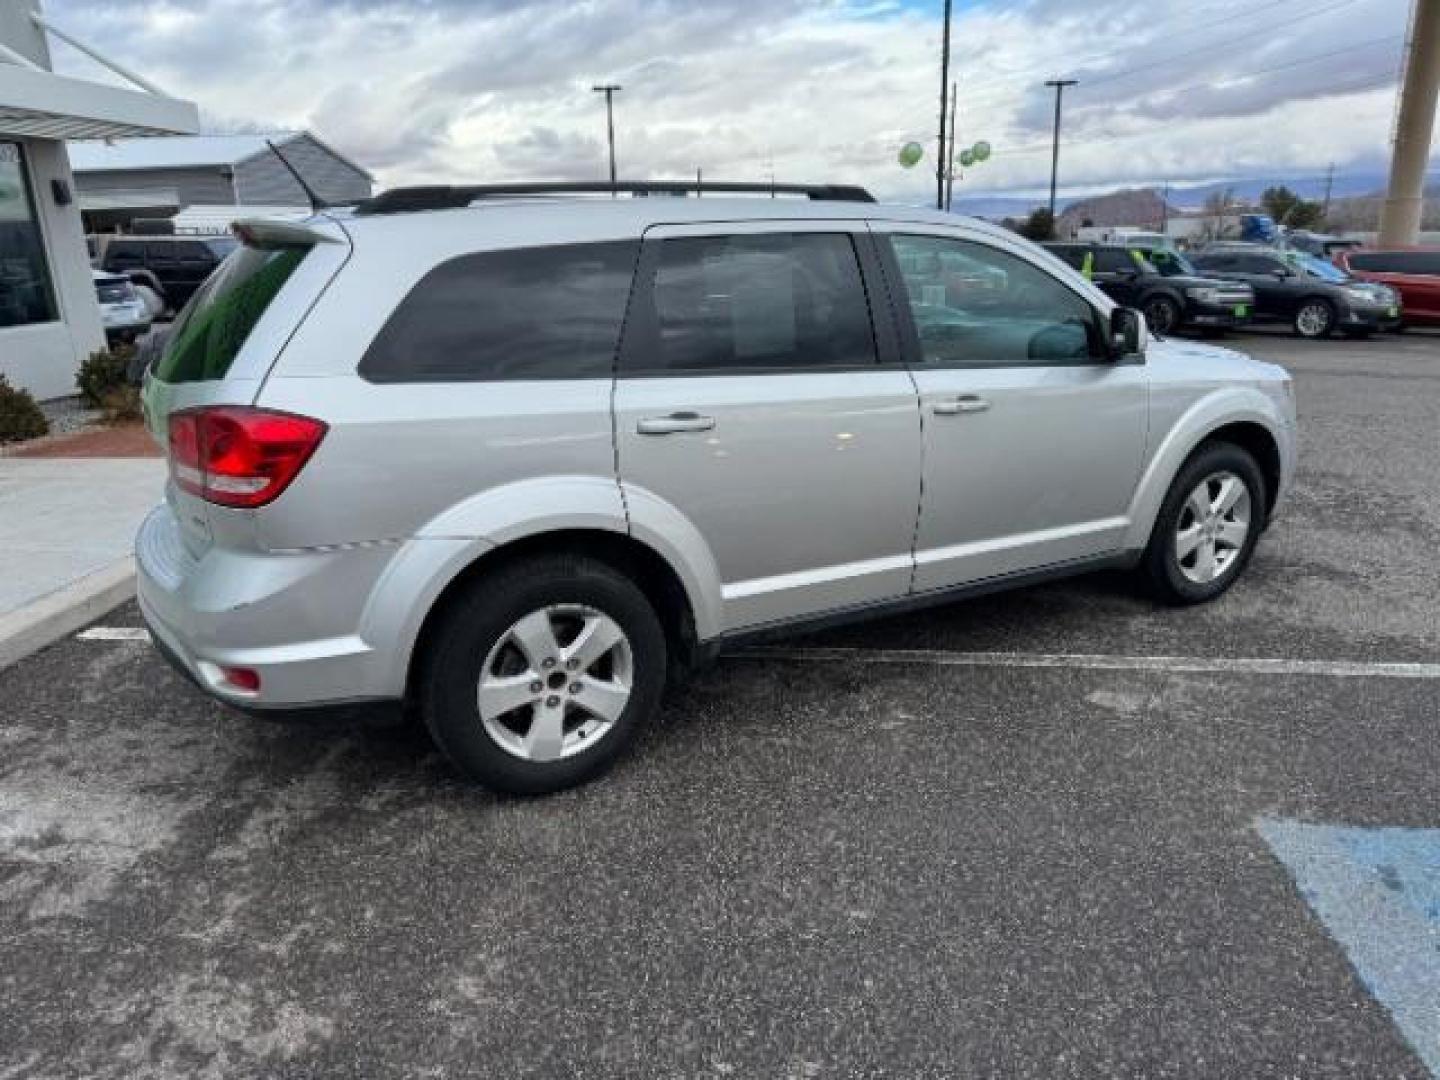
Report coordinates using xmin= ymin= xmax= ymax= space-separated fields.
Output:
xmin=360 ymin=241 xmax=638 ymax=382
xmin=152 ymin=243 xmax=307 ymax=384
xmin=1093 ymin=248 xmax=1133 ymax=274
xmin=623 ymin=232 xmax=877 ymax=373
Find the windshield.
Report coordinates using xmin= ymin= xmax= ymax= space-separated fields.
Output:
xmin=1145 ymin=249 xmax=1197 ymax=277
xmin=1283 ymin=251 xmax=1348 ymax=283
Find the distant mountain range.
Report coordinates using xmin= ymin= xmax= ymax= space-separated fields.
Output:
xmin=949 ymin=171 xmax=1395 ymax=220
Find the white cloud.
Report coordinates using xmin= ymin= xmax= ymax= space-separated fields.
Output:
xmin=44 ymin=0 xmax=1414 ymax=202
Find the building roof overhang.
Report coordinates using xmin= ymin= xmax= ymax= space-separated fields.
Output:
xmin=0 ymin=64 xmax=198 ymax=141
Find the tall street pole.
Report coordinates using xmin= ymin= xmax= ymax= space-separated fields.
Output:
xmin=1379 ymin=0 xmax=1440 ymax=245
xmin=592 ymin=84 xmax=621 ymax=194
xmin=945 ymin=82 xmax=958 ymax=211
xmin=1045 ymin=78 xmax=1077 ymax=222
xmin=937 ymin=0 xmax=952 ymax=210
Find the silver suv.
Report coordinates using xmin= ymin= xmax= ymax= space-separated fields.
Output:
xmin=137 ymin=182 xmax=1297 ymax=794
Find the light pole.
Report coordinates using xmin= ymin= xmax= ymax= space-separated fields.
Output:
xmin=936 ymin=0 xmax=953 ymax=210
xmin=1379 ymin=0 xmax=1440 ymax=245
xmin=592 ymin=84 xmax=621 ymax=194
xmin=1044 ymin=78 xmax=1077 ymax=222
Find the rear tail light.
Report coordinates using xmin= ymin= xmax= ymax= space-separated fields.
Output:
xmin=167 ymin=406 xmax=327 ymax=509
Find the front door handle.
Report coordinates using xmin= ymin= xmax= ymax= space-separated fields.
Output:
xmin=636 ymin=412 xmax=716 ymax=435
xmin=932 ymin=395 xmax=991 ymax=416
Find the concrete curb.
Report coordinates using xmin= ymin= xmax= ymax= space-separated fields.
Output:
xmin=0 ymin=558 xmax=137 ymax=670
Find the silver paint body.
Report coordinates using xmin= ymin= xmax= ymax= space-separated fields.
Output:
xmin=135 ymin=199 xmax=1298 ymax=708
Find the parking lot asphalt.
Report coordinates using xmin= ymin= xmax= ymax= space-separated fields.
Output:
xmin=2 ymin=328 xmax=1438 ymax=1078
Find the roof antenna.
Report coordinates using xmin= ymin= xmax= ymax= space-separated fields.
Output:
xmin=266 ymin=139 xmax=328 ymax=211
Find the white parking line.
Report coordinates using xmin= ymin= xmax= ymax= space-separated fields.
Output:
xmin=76 ymin=627 xmax=151 ymax=642
xmin=729 ymin=646 xmax=1440 ymax=680
xmin=79 ymin=627 xmax=1440 ymax=681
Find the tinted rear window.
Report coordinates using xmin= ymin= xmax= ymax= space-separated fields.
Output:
xmin=1349 ymin=251 xmax=1440 ymax=275
xmin=626 ymin=233 xmax=877 ymax=373
xmin=360 ymin=241 xmax=638 ymax=382
xmin=152 ymin=244 xmax=307 ymax=384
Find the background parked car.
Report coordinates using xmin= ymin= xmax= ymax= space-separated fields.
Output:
xmin=1333 ymin=248 xmax=1440 ymax=329
xmin=1045 ymin=242 xmax=1253 ymax=335
xmin=92 ymin=270 xmax=151 ymax=345
xmin=1190 ymin=248 xmax=1400 ymax=339
xmin=100 ymin=236 xmax=238 ymax=315
xmin=1287 ymin=231 xmax=1364 ymax=260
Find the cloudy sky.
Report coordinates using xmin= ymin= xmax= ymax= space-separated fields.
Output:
xmin=45 ymin=0 xmax=1415 ymax=202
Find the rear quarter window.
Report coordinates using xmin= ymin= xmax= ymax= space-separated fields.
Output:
xmin=359 ymin=241 xmax=639 ymax=382
xmin=152 ymin=244 xmax=307 ymax=384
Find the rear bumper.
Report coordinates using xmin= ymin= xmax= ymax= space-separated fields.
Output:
xmin=135 ymin=503 xmax=404 ymax=710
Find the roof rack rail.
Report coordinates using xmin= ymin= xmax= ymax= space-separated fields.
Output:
xmin=353 ymin=181 xmax=876 ymax=216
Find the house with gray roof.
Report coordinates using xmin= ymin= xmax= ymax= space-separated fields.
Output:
xmin=69 ymin=130 xmax=373 ymax=230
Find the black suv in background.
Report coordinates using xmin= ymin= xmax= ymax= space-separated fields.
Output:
xmin=100 ymin=236 xmax=238 ymax=313
xmin=1044 ymin=242 xmax=1253 ymax=335
xmin=1190 ymin=247 xmax=1401 ymax=339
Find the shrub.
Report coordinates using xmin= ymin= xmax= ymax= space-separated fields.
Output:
xmin=101 ymin=384 xmax=143 ymax=424
xmin=0 ymin=374 xmax=49 ymax=444
xmin=76 ymin=346 xmax=134 ymax=407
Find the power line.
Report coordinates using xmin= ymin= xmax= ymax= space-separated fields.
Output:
xmin=960 ymin=0 xmax=1382 ymax=110
xmin=991 ymin=60 xmax=1401 ymax=160
xmin=1060 ymin=33 xmax=1403 ymax=124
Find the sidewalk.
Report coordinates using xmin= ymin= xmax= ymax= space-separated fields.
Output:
xmin=0 ymin=427 xmax=166 ymax=667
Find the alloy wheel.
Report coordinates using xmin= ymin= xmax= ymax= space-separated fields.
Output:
xmin=1174 ymin=471 xmax=1252 ymax=584
xmin=1296 ymin=302 xmax=1331 ymax=338
xmin=477 ymin=604 xmax=633 ymax=762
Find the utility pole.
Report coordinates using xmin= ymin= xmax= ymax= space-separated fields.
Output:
xmin=1321 ymin=161 xmax=1335 ymax=221
xmin=945 ymin=81 xmax=958 ymax=211
xmin=937 ymin=0 xmax=952 ymax=210
xmin=592 ymin=84 xmax=621 ymax=194
xmin=696 ymin=167 xmax=702 ymax=196
xmin=1160 ymin=182 xmax=1170 ymax=235
xmin=1044 ymin=78 xmax=1077 ymax=222
xmin=1380 ymin=0 xmax=1440 ymax=245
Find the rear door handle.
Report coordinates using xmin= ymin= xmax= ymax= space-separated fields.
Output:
xmin=636 ymin=412 xmax=716 ymax=435
xmin=932 ymin=395 xmax=991 ymax=416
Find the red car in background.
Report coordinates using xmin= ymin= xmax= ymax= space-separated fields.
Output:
xmin=1333 ymin=248 xmax=1440 ymax=328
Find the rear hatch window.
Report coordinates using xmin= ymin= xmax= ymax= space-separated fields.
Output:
xmin=152 ymin=244 xmax=308 ymax=384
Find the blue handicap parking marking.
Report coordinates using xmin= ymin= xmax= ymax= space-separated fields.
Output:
xmin=1259 ymin=819 xmax=1440 ymax=1075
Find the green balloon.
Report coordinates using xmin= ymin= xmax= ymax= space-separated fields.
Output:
xmin=972 ymin=140 xmax=991 ymax=162
xmin=959 ymin=149 xmax=976 ymax=168
xmin=898 ymin=141 xmax=924 ymax=168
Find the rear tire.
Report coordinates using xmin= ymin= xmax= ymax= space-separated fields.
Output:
xmin=418 ymin=555 xmax=667 ymax=794
xmin=1141 ymin=442 xmax=1266 ymax=605
xmin=1144 ymin=295 xmax=1182 ymax=336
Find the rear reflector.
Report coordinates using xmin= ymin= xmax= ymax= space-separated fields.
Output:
xmin=168 ymin=406 xmax=327 ymax=509
xmin=218 ymin=665 xmax=261 ymax=692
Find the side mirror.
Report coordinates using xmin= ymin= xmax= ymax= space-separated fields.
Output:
xmin=1111 ymin=306 xmax=1146 ymax=359
xmin=1273 ymin=268 xmax=1292 ymax=279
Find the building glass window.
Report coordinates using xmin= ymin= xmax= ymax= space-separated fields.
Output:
xmin=0 ymin=142 xmax=59 ymax=329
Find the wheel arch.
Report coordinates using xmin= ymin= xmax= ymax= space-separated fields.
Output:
xmin=1123 ymin=391 xmax=1289 ymax=551
xmin=403 ymin=528 xmax=703 ymax=702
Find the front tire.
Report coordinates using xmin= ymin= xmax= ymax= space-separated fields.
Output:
xmin=418 ymin=555 xmax=667 ymax=794
xmin=1293 ymin=298 xmax=1335 ymax=339
xmin=1142 ymin=442 xmax=1266 ymax=605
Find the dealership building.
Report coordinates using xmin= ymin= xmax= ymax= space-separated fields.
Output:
xmin=0 ymin=2 xmax=197 ymax=400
